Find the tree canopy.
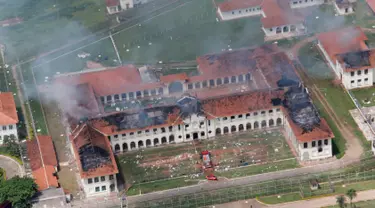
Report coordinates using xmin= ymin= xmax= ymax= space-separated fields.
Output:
xmin=0 ymin=176 xmax=37 ymax=208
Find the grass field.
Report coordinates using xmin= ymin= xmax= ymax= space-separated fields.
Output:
xmin=298 ymin=43 xmax=371 ymax=152
xmin=351 ymin=87 xmax=375 ymax=107
xmin=257 ymin=192 xmax=303 ymax=204
xmin=118 ymin=129 xmax=296 ymax=194
xmin=325 ymin=199 xmax=375 ymax=208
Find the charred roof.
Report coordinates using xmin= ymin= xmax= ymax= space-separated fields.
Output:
xmin=79 ymin=144 xmax=111 ymax=172
xmin=338 ymin=50 xmax=371 ymax=68
xmin=284 ymin=86 xmax=321 ymax=133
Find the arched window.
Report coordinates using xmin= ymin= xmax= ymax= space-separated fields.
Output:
xmin=246 ymin=123 xmax=251 ymax=130
xmin=138 ymin=140 xmax=144 ymax=148
xmin=154 ymin=138 xmax=159 ymax=146
xmin=169 ymin=135 xmax=175 ymax=143
xmin=146 ymin=139 xmax=151 ymax=147
xmin=276 ymin=27 xmax=282 ymax=34
xmin=130 ymin=142 xmax=136 ymax=149
xmin=261 ymin=120 xmax=267 ymax=128
xmin=283 ymin=26 xmax=289 ymax=33
xmin=161 ymin=137 xmax=167 ymax=144
xmin=239 ymin=124 xmax=244 ymax=131
xmin=114 ymin=144 xmax=120 ymax=152
xmin=216 ymin=128 xmax=221 ymax=135
xmin=269 ymin=119 xmax=274 ymax=127
xmin=223 ymin=127 xmax=229 ymax=134
xmin=231 ymin=125 xmax=237 ymax=132
xmin=277 ymin=118 xmax=282 ymax=126
xmin=254 ymin=121 xmax=259 ymax=129
xmin=216 ymin=78 xmax=222 ymax=85
xmin=122 ymin=143 xmax=128 ymax=151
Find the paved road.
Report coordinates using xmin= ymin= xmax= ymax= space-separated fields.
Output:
xmin=0 ymin=155 xmax=24 ymax=179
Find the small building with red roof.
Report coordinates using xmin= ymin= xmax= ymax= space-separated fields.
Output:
xmin=26 ymin=135 xmax=59 ymax=191
xmin=70 ymin=124 xmax=118 ymax=197
xmin=0 ymin=92 xmax=19 ymax=145
xmin=317 ymin=26 xmax=374 ymax=89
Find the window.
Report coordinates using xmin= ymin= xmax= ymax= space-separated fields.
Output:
xmin=101 ymin=176 xmax=105 ymax=182
xmin=109 ymin=175 xmax=114 ymax=180
xmin=2 ymin=126 xmax=6 ymax=130
xmin=186 ymin=134 xmax=190 ymax=139
xmin=208 ymin=120 xmax=211 ymax=126
xmin=246 ymin=74 xmax=251 ymax=81
xmin=88 ymin=178 xmax=93 ymax=184
xmin=357 ymin=70 xmax=361 ymax=75
xmin=94 ymin=177 xmax=99 ymax=183
xmin=130 ymin=132 xmax=134 ymax=136
xmin=269 ymin=110 xmax=273 ymax=114
xmin=101 ymin=97 xmax=105 ymax=103
xmin=276 ymin=108 xmax=280 ymax=112
xmin=122 ymin=134 xmax=126 ymax=137
xmin=318 ymin=140 xmax=322 ymax=146
xmin=324 ymin=139 xmax=328 ymax=145
xmin=253 ymin=112 xmax=258 ymax=116
xmin=224 ymin=77 xmax=229 ymax=84
xmin=158 ymin=88 xmax=164 ymax=94
xmin=209 ymin=79 xmax=215 ymax=86
xmin=365 ymin=69 xmax=368 ymax=75
xmin=129 ymin=92 xmax=134 ymax=99
xmin=216 ymin=78 xmax=222 ymax=85
xmin=95 ymin=187 xmax=100 ymax=192
xmin=201 ymin=132 xmax=205 ymax=136
xmin=351 ymin=80 xmax=355 ymax=84
xmin=231 ymin=116 xmax=235 ymax=120
xmin=151 ymin=89 xmax=156 ymax=96
xmin=114 ymin=135 xmax=118 ymax=139
xmin=144 ymin=90 xmax=149 ymax=97
xmin=188 ymin=84 xmax=193 ymax=89
xmin=358 ymin=79 xmax=362 ymax=85
xmin=161 ymin=127 xmax=166 ymax=133
xmin=232 ymin=11 xmax=234 ymax=14
xmin=318 ymin=147 xmax=323 ymax=152
xmin=261 ymin=111 xmax=266 ymax=115
xmin=137 ymin=131 xmax=142 ymax=135
xmin=303 ymin=142 xmax=308 ymax=148
xmin=102 ymin=186 xmax=106 ymax=191
xmin=365 ymin=78 xmax=369 ymax=83
xmin=239 ymin=10 xmax=241 ymax=14
xmin=185 ymin=124 xmax=189 ymax=128
xmin=106 ymin=95 xmax=112 ymax=102
xmin=200 ymin=122 xmax=204 ymax=126
xmin=238 ymin=75 xmax=244 ymax=82
xmin=114 ymin=94 xmax=120 ymax=100
xmin=145 ymin=129 xmax=150 ymax=133
xmin=312 ymin=141 xmax=316 ymax=147
xmin=231 ymin=76 xmax=236 ymax=83
xmin=136 ymin=91 xmax=142 ymax=98
xmin=8 ymin=125 xmax=13 ymax=130
xmin=169 ymin=126 xmax=173 ymax=132
xmin=238 ymin=114 xmax=243 ymax=118
xmin=195 ymin=82 xmax=201 ymax=89
xmin=121 ymin=93 xmax=127 ymax=99
xmin=223 ymin=117 xmax=228 ymax=121
xmin=202 ymin=81 xmax=208 ymax=87
xmin=246 ymin=113 xmax=251 ymax=118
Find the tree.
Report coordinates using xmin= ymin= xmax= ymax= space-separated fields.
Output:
xmin=0 ymin=176 xmax=37 ymax=208
xmin=346 ymin=189 xmax=357 ymax=208
xmin=336 ymin=195 xmax=347 ymax=208
xmin=3 ymin=136 xmax=20 ymax=157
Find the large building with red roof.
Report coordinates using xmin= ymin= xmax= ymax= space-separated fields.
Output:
xmin=0 ymin=92 xmax=19 ymax=145
xmin=52 ymin=44 xmax=334 ymax=177
xmin=317 ymin=26 xmax=375 ymax=89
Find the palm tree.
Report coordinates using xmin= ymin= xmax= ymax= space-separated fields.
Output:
xmin=346 ymin=189 xmax=357 ymax=208
xmin=336 ymin=195 xmax=347 ymax=208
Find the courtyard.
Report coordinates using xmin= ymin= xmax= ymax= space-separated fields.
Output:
xmin=117 ymin=129 xmax=296 ymax=194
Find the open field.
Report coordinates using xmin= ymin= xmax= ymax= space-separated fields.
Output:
xmin=257 ymin=192 xmax=303 ymax=205
xmin=298 ymin=43 xmax=371 ymax=152
xmin=351 ymin=87 xmax=375 ymax=107
xmin=325 ymin=199 xmax=375 ymax=208
xmin=117 ymin=129 xmax=296 ymax=193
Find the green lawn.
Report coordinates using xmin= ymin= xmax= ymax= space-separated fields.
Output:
xmin=117 ymin=130 xmax=295 ymax=185
xmin=325 ymin=199 xmax=375 ymax=208
xmin=257 ymin=192 xmax=303 ymax=204
xmin=351 ymin=87 xmax=375 ymax=107
xmin=298 ymin=43 xmax=371 ymax=152
xmin=113 ymin=0 xmax=264 ymax=63
xmin=0 ymin=168 xmax=5 ymax=181
xmin=127 ymin=178 xmax=199 ymax=196
xmin=216 ymin=159 xmax=299 ymax=179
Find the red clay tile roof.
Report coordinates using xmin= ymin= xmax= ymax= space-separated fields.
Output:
xmin=261 ymin=0 xmax=305 ymax=28
xmin=283 ymin=108 xmax=334 ymax=142
xmin=335 ymin=49 xmax=375 ymax=72
xmin=160 ymin=73 xmax=188 ymax=83
xmin=26 ymin=135 xmax=58 ymax=191
xmin=70 ymin=124 xmax=119 ymax=178
xmin=317 ymin=26 xmax=368 ymax=63
xmin=218 ymin=0 xmax=263 ymax=12
xmin=0 ymin=92 xmax=18 ymax=125
xmin=54 ymin=65 xmax=161 ymax=96
xmin=202 ymin=90 xmax=284 ymax=119
xmin=106 ymin=0 xmax=120 ymax=7
xmin=367 ymin=0 xmax=375 ymax=13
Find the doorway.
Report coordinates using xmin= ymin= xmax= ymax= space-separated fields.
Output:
xmin=193 ymin=132 xmax=198 ymax=140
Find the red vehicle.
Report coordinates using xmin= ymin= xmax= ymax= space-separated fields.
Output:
xmin=200 ymin=150 xmax=213 ymax=169
xmin=206 ymin=174 xmax=218 ymax=181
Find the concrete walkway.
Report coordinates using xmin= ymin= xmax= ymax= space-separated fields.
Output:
xmin=0 ymin=155 xmax=24 ymax=179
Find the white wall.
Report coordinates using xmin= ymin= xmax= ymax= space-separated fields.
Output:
xmin=0 ymin=124 xmax=18 ymax=144
xmin=82 ymin=174 xmax=118 ymax=197
xmin=110 ymin=107 xmax=284 ymax=152
xmin=334 ymin=2 xmax=355 ymax=15
xmin=106 ymin=5 xmax=121 ymax=14
xmin=289 ymin=0 xmax=325 ymax=9
xmin=119 ymin=0 xmax=134 ymax=10
xmin=262 ymin=23 xmax=306 ymax=38
xmin=218 ymin=6 xmax=263 ymax=21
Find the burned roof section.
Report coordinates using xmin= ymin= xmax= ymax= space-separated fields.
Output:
xmin=70 ymin=124 xmax=118 ymax=178
xmin=284 ymin=86 xmax=320 ymax=133
xmin=337 ymin=50 xmax=371 ymax=68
